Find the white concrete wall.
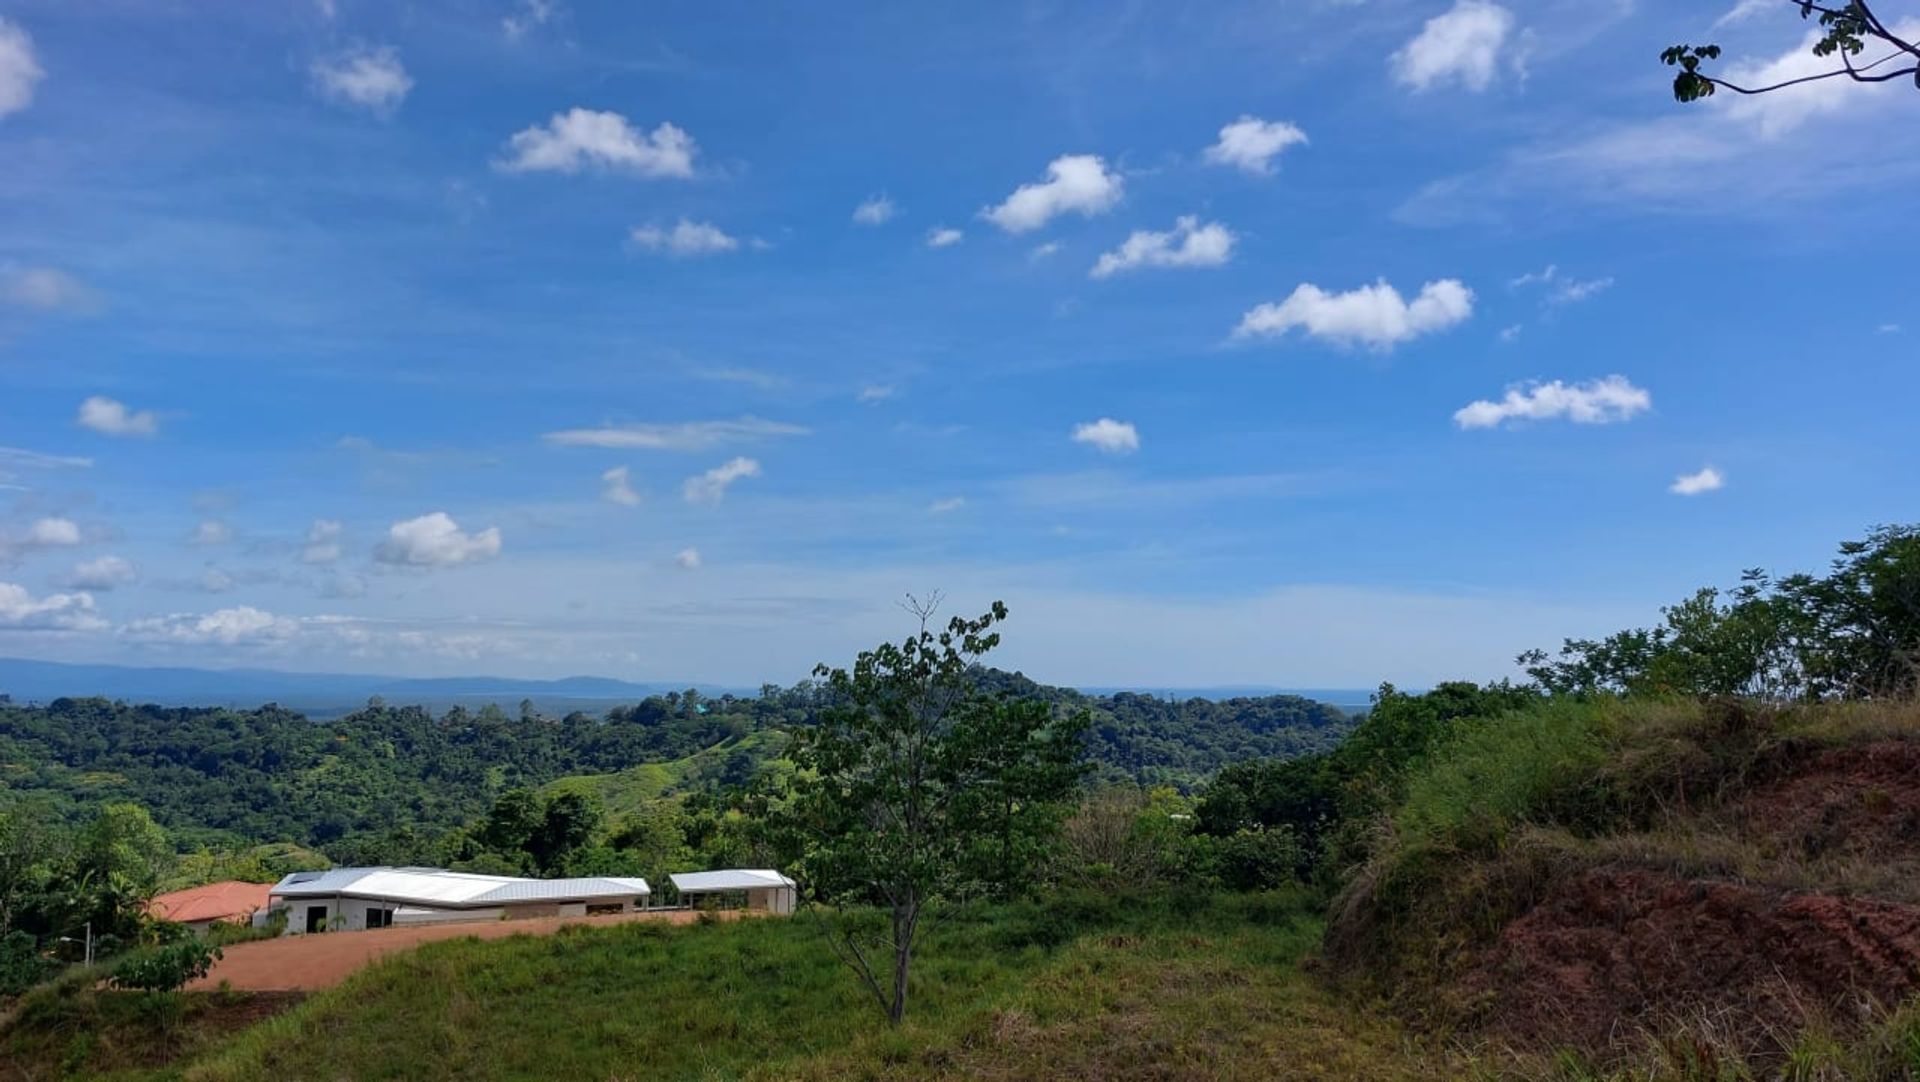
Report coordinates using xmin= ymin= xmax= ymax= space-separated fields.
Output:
xmin=266 ymin=893 xmax=644 ymax=934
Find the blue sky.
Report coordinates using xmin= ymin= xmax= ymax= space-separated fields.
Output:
xmin=0 ymin=0 xmax=1914 ymax=687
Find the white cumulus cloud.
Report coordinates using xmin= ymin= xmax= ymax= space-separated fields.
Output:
xmin=121 ymin=605 xmax=298 ymax=646
xmin=925 ymin=227 xmax=963 ymax=248
xmin=1071 ymin=418 xmax=1140 ymax=455
xmin=66 ymin=555 xmax=135 ymax=590
xmin=601 ymin=465 xmax=641 ymax=506
xmin=852 ymin=196 xmax=897 ymax=225
xmin=544 ymin=417 xmax=807 ymax=451
xmin=981 ymin=154 xmax=1123 ymax=234
xmin=1091 ymin=216 xmax=1235 ymax=278
xmin=1453 ymin=375 xmax=1652 ymax=429
xmin=0 ymin=17 xmax=44 ymax=120
xmin=629 ymin=219 xmax=739 ymax=257
xmin=1391 ymin=0 xmax=1516 ymax=93
xmin=0 ymin=582 xmax=102 ymax=630
xmin=682 ymin=457 xmax=760 ymax=504
xmin=310 ymin=45 xmax=412 ymax=115
xmin=675 ymin=547 xmax=702 ymax=570
xmin=496 ymin=108 xmax=697 ymax=177
xmin=77 ymin=396 xmax=159 ymax=437
xmin=375 ymin=512 xmax=502 ymax=567
xmin=1203 ymin=116 xmax=1308 ymax=176
xmin=1235 ymin=279 xmax=1473 ymax=350
xmin=1671 ymin=466 xmax=1725 ymax=496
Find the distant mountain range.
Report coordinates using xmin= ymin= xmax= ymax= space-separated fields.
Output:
xmin=0 ymin=657 xmax=740 ymax=718
xmin=0 ymin=657 xmax=1376 ymax=717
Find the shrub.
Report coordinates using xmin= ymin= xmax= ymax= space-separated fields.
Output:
xmin=1210 ymin=826 xmax=1304 ymax=892
xmin=1393 ymin=696 xmax=1619 ymax=853
xmin=1 ymin=929 xmax=53 ymax=997
xmin=108 ymin=938 xmax=222 ymax=994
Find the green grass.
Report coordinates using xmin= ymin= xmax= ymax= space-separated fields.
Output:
xmin=540 ymin=730 xmax=791 ymax=817
xmin=166 ymin=892 xmax=1466 ymax=1082
xmin=0 ymin=964 xmax=303 ymax=1082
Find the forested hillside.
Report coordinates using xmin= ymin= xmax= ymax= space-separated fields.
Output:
xmin=0 ymin=673 xmax=1351 ymax=855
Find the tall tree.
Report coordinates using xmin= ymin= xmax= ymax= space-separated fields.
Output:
xmin=783 ymin=596 xmax=1086 ymax=1025
xmin=1662 ymin=2 xmax=1920 ymax=102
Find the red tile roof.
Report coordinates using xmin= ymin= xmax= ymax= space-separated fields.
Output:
xmin=148 ymin=881 xmax=273 ymax=925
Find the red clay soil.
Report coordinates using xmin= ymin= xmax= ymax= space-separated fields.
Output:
xmin=1472 ymin=869 xmax=1920 ymax=1051
xmin=1452 ymin=738 xmax=1920 ymax=1053
xmin=1736 ymin=740 xmax=1920 ymax=860
xmin=188 ymin=909 xmax=716 ymax=992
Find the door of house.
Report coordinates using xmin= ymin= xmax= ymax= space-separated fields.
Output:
xmin=305 ymin=905 xmax=328 ymax=933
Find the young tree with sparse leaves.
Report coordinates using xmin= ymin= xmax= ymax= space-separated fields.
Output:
xmin=782 ymin=596 xmax=1087 ymax=1025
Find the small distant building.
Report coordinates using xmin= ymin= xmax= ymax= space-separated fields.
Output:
xmin=669 ymin=869 xmax=798 ymax=915
xmin=260 ymin=867 xmax=650 ymax=934
xmin=148 ymin=881 xmax=274 ymax=933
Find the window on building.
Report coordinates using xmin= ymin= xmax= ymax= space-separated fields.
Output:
xmin=365 ymin=907 xmax=394 ymax=929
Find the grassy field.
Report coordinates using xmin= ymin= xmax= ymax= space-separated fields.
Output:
xmin=0 ymin=892 xmax=1472 ymax=1082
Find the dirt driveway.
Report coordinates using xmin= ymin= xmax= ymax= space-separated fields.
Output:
xmin=189 ymin=909 xmax=713 ymax=992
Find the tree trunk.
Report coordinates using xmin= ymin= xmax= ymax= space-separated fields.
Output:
xmin=888 ymin=902 xmax=914 ymax=1025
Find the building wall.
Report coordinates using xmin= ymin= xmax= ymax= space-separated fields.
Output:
xmin=266 ymin=894 xmax=642 ymax=934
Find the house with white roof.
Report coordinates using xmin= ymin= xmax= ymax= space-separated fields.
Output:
xmin=669 ymin=869 xmax=798 ymax=915
xmin=260 ymin=867 xmax=651 ymax=934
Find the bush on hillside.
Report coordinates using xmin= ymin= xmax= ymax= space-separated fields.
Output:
xmin=109 ymin=938 xmax=222 ymax=995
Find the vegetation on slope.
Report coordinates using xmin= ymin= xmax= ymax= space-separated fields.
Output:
xmin=177 ymin=893 xmax=1453 ymax=1082
xmin=1327 ymin=695 xmax=1920 ymax=1078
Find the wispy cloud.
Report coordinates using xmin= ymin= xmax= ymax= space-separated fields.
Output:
xmin=502 ymin=0 xmax=559 ymax=40
xmin=852 ymin=195 xmax=897 ymax=225
xmin=629 ymin=219 xmax=740 ymax=257
xmin=2 ymin=267 xmax=98 ymax=312
xmin=601 ymin=465 xmax=641 ymax=506
xmin=682 ymin=457 xmax=761 ymax=504
xmin=0 ymin=17 xmax=44 ymax=119
xmin=310 ymin=45 xmax=412 ymax=116
xmin=544 ymin=417 xmax=808 ymax=451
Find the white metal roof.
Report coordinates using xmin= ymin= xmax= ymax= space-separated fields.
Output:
xmin=270 ymin=867 xmax=649 ymax=908
xmin=670 ymin=869 xmax=797 ymax=893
